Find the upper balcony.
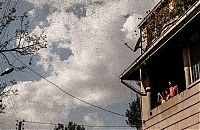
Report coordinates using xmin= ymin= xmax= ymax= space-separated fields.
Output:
xmin=137 ymin=0 xmax=199 ymax=52
xmin=120 ymin=0 xmax=200 ymax=82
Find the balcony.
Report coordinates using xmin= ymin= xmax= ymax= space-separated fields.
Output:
xmin=143 ymin=80 xmax=200 ymax=130
xmin=139 ymin=0 xmax=199 ymax=51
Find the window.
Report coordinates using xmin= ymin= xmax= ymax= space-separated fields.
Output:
xmin=189 ymin=32 xmax=200 ymax=82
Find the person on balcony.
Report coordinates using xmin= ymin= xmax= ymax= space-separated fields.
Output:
xmin=167 ymin=81 xmax=178 ymax=100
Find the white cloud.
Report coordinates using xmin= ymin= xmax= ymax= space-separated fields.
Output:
xmin=83 ymin=113 xmax=103 ymax=126
xmin=122 ymin=14 xmax=142 ymax=40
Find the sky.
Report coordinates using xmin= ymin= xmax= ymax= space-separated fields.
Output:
xmin=0 ymin=0 xmax=159 ymax=129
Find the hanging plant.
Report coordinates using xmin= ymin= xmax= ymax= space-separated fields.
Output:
xmin=173 ymin=0 xmax=185 ymax=18
xmin=146 ymin=14 xmax=156 ymax=44
xmin=184 ymin=0 xmax=196 ymax=10
xmin=159 ymin=6 xmax=170 ymax=27
xmin=140 ymin=0 xmax=198 ymax=49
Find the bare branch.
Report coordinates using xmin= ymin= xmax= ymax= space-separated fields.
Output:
xmin=0 ymin=3 xmax=48 ymax=99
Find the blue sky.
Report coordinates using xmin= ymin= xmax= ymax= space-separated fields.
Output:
xmin=0 ymin=0 xmax=158 ymax=129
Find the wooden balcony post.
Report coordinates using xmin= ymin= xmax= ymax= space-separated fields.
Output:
xmin=183 ymin=47 xmax=192 ymax=87
xmin=141 ymin=67 xmax=152 ymax=122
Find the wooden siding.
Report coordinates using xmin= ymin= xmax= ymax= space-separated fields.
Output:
xmin=142 ymin=80 xmax=200 ymax=130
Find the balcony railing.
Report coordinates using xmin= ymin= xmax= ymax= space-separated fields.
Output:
xmin=140 ymin=0 xmax=198 ymax=50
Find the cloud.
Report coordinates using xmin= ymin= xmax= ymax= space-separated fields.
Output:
xmin=66 ymin=3 xmax=87 ymax=19
xmin=29 ymin=0 xmax=136 ymax=106
xmin=126 ymin=0 xmax=157 ymax=15
xmin=122 ymin=14 xmax=142 ymax=40
xmin=82 ymin=113 xmax=103 ymax=126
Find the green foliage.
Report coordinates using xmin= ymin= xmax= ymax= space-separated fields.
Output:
xmin=126 ymin=95 xmax=142 ymax=130
xmin=143 ymin=0 xmax=198 ymax=47
xmin=173 ymin=0 xmax=185 ymax=17
xmin=54 ymin=121 xmax=85 ymax=130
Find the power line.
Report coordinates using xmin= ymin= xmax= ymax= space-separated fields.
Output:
xmin=23 ymin=120 xmax=133 ymax=128
xmin=83 ymin=125 xmax=132 ymax=128
xmin=24 ymin=120 xmax=57 ymax=125
xmin=9 ymin=52 xmax=127 ymax=117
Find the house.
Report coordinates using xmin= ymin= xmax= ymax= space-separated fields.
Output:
xmin=120 ymin=0 xmax=200 ymax=129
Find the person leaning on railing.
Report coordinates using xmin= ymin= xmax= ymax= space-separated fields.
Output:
xmin=166 ymin=81 xmax=179 ymax=100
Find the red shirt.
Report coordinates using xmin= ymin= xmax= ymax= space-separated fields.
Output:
xmin=169 ymin=85 xmax=178 ymax=97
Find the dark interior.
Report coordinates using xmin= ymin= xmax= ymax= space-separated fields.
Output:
xmin=148 ymin=41 xmax=186 ymax=109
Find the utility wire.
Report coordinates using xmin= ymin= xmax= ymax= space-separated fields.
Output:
xmin=23 ymin=120 xmax=132 ymax=128
xmin=24 ymin=120 xmax=57 ymax=125
xmin=83 ymin=125 xmax=132 ymax=128
xmin=9 ymin=52 xmax=127 ymax=117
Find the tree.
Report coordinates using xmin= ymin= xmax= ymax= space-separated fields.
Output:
xmin=0 ymin=1 xmax=47 ymax=97
xmin=54 ymin=121 xmax=85 ymax=130
xmin=126 ymin=94 xmax=142 ymax=130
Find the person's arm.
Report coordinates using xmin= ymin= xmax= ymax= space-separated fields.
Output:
xmin=160 ymin=94 xmax=164 ymax=100
xmin=157 ymin=93 xmax=161 ymax=103
xmin=166 ymin=94 xmax=170 ymax=100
